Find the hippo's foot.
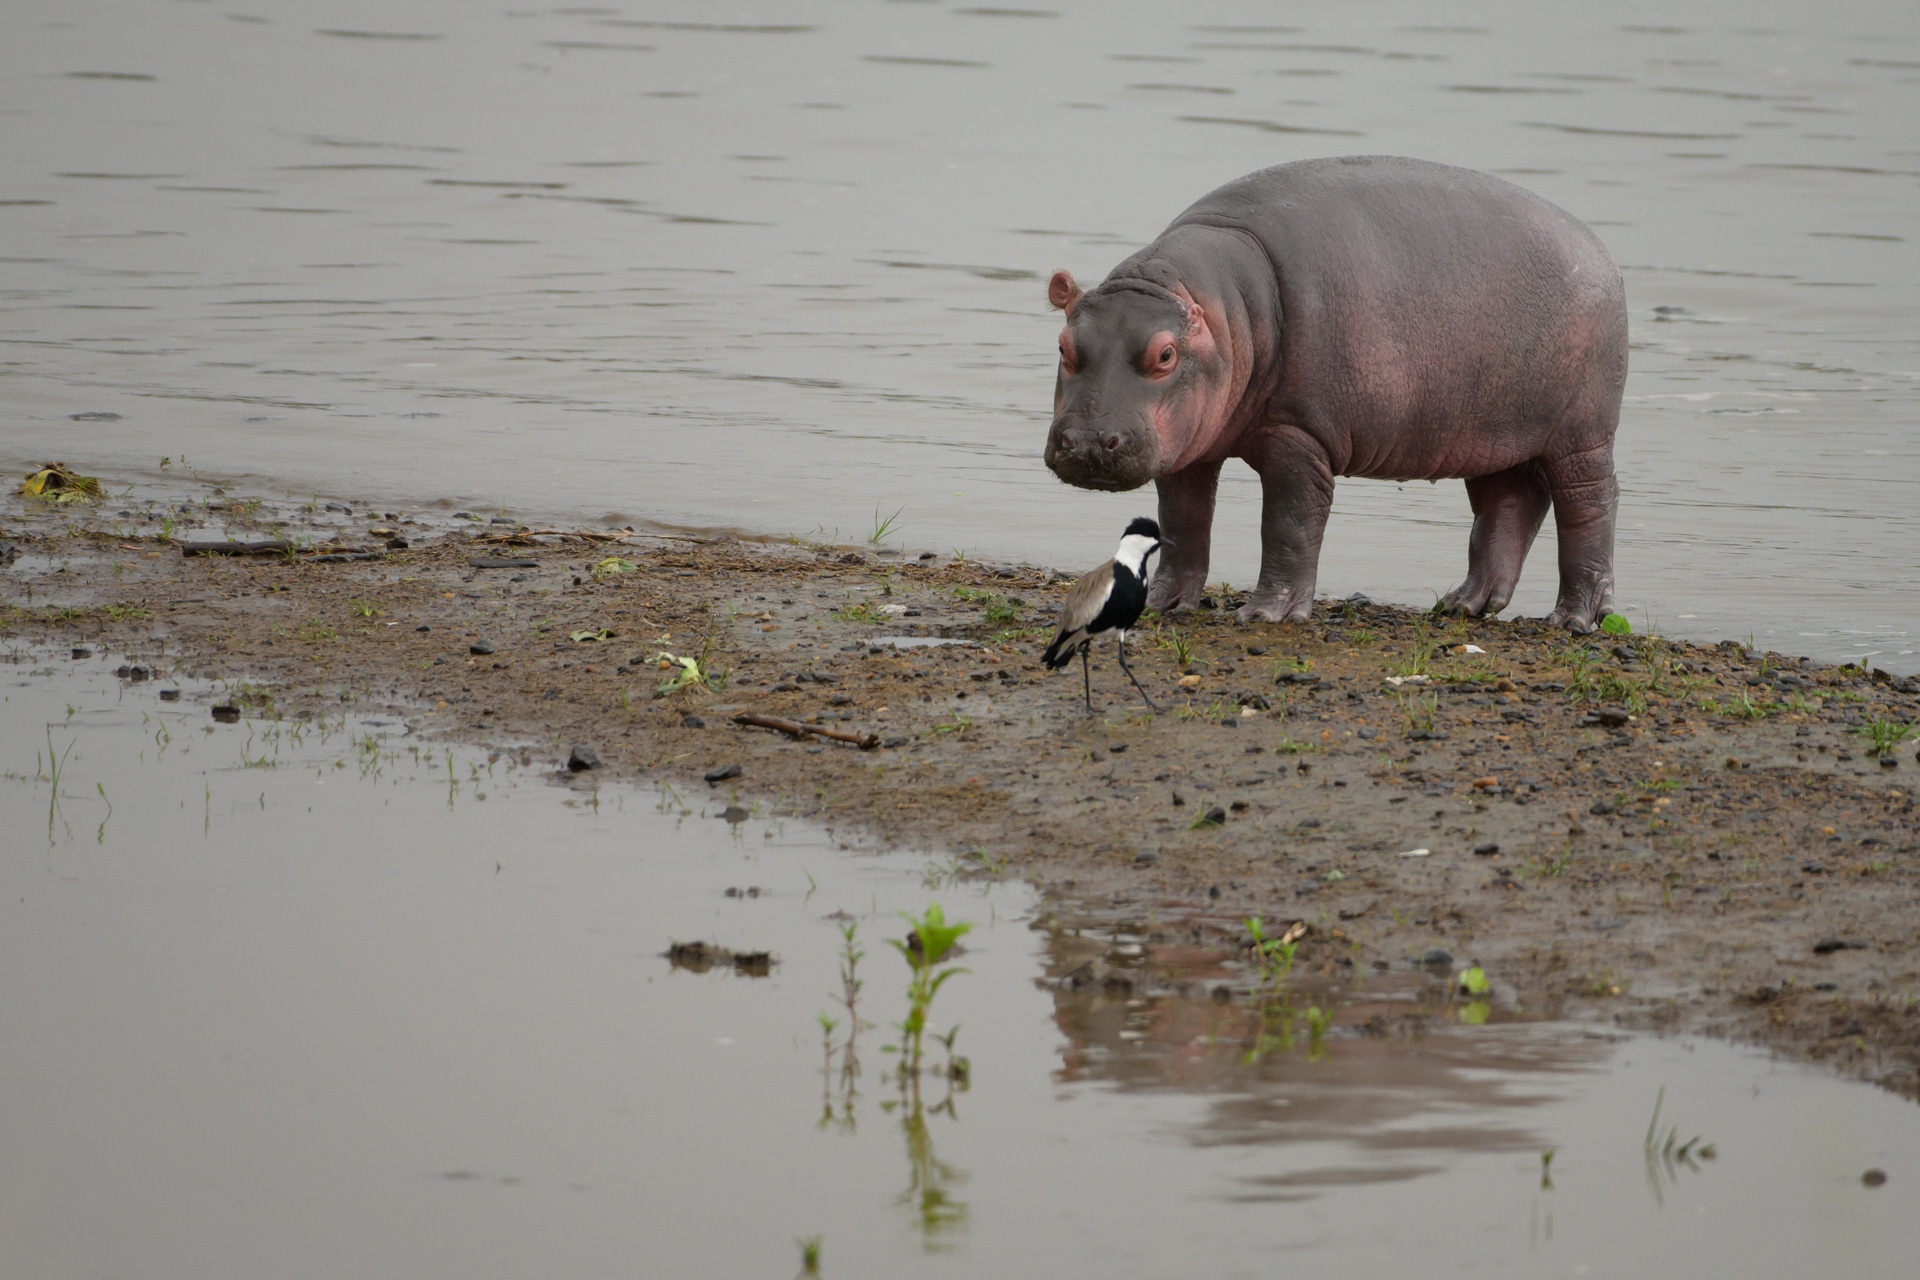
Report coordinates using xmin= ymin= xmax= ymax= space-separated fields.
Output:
xmin=1544 ymin=592 xmax=1613 ymax=633
xmin=1437 ymin=579 xmax=1511 ymax=619
xmin=1146 ymin=578 xmax=1207 ymax=613
xmin=1236 ymin=585 xmax=1315 ymax=625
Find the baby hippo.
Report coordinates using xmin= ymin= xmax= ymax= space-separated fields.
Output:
xmin=1044 ymin=155 xmax=1626 ymax=631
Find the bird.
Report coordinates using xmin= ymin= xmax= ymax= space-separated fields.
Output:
xmin=1042 ymin=516 xmax=1169 ymax=713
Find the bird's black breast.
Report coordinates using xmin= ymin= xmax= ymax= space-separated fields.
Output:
xmin=1088 ymin=562 xmax=1148 ymax=636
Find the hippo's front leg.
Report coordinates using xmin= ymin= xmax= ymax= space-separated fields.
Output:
xmin=1147 ymin=460 xmax=1221 ymax=613
xmin=1240 ymin=428 xmax=1335 ymax=624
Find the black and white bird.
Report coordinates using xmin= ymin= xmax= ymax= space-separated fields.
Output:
xmin=1042 ymin=517 xmax=1169 ymax=712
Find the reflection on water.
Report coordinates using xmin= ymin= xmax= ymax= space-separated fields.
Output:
xmin=1 ymin=0 xmax=1915 ymax=668
xmin=1039 ymin=916 xmax=1615 ymax=1199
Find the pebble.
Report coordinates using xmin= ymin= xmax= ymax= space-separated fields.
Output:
xmin=721 ymin=806 xmax=749 ymax=823
xmin=210 ymin=704 xmax=240 ymax=723
xmin=567 ymin=745 xmax=601 ymax=772
xmin=1863 ymin=1169 xmax=1888 ymax=1187
xmin=1474 ymin=842 xmax=1500 ymax=856
xmin=159 ymin=688 xmax=181 ymax=701
xmin=470 ymin=640 xmax=495 ymax=656
xmin=1419 ymin=948 xmax=1453 ymax=968
xmin=705 ymin=762 xmax=743 ymax=784
xmin=681 ymin=714 xmax=706 ymax=729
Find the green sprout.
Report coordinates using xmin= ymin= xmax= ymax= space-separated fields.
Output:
xmin=886 ymin=904 xmax=972 ymax=1084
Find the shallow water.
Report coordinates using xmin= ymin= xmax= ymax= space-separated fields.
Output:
xmin=3 ymin=0 xmax=1917 ymax=668
xmin=3 ymin=653 xmax=1917 ymax=1278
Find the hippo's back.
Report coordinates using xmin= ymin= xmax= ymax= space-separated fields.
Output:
xmin=1165 ymin=156 xmax=1626 ymax=475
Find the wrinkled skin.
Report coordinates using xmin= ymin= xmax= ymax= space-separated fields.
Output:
xmin=1044 ymin=156 xmax=1626 ymax=631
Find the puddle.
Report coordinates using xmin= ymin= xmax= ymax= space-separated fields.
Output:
xmin=3 ymin=651 xmax=1917 ymax=1277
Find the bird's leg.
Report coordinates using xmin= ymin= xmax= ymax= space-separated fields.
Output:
xmin=1080 ymin=643 xmax=1096 ymax=713
xmin=1114 ymin=631 xmax=1158 ymax=712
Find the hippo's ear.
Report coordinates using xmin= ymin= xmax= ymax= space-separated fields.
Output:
xmin=1184 ymin=300 xmax=1211 ymax=343
xmin=1048 ymin=270 xmax=1082 ymax=312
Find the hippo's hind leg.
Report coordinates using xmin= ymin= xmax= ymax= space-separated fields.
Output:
xmin=1148 ymin=460 xmax=1222 ymax=613
xmin=1540 ymin=441 xmax=1618 ymax=632
xmin=1441 ymin=462 xmax=1552 ymax=617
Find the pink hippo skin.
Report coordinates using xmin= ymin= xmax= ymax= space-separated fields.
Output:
xmin=1043 ymin=156 xmax=1626 ymax=631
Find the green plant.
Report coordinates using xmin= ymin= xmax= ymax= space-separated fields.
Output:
xmin=932 ymin=708 xmax=972 ymax=735
xmin=869 ymin=503 xmax=904 ymax=545
xmin=590 ymin=556 xmax=638 ymax=579
xmin=887 ymin=904 xmax=972 ymax=1082
xmin=1600 ymin=613 xmax=1631 ymax=636
xmin=1854 ymin=717 xmax=1918 ymax=757
xmin=1245 ymin=916 xmax=1300 ymax=988
xmin=1401 ymin=690 xmax=1439 ymax=737
xmin=348 ymin=596 xmax=380 ymax=618
xmin=1158 ymin=625 xmax=1195 ymax=668
xmin=835 ymin=601 xmax=885 ymax=625
xmin=1718 ymin=690 xmax=1776 ymax=720
xmin=796 ymin=1234 xmax=824 ymax=1274
xmin=652 ymin=636 xmax=725 ymax=697
xmin=1305 ymin=1005 xmax=1331 ymax=1061
xmin=1643 ymin=1085 xmax=1715 ymax=1203
xmin=1390 ymin=628 xmax=1438 ymax=677
xmin=1272 ymin=736 xmax=1319 ymax=754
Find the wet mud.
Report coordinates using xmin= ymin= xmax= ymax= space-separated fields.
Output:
xmin=6 ymin=479 xmax=1920 ymax=1096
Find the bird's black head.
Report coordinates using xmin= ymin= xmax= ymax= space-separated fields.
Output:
xmin=1123 ymin=516 xmax=1161 ymax=542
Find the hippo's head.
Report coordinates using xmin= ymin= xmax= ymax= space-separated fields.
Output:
xmin=1043 ymin=269 xmax=1232 ymax=492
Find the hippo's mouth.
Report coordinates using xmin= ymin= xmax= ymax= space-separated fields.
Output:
xmin=1044 ymin=422 xmax=1160 ymax=492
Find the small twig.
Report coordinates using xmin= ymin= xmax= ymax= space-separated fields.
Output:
xmin=733 ymin=712 xmax=880 ymax=750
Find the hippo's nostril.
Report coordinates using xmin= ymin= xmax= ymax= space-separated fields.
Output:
xmin=1101 ymin=434 xmax=1122 ymax=452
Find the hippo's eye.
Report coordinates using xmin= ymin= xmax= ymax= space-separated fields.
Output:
xmin=1156 ymin=345 xmax=1175 ymax=367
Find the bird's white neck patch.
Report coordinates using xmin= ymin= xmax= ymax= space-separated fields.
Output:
xmin=1114 ymin=533 xmax=1160 ymax=576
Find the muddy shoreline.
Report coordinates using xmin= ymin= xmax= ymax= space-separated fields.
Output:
xmin=6 ymin=477 xmax=1919 ymax=1094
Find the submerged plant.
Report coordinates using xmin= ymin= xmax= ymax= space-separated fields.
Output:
xmin=887 ymin=904 xmax=972 ymax=1084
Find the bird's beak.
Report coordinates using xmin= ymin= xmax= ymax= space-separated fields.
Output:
xmin=1157 ymin=538 xmax=1175 ymax=550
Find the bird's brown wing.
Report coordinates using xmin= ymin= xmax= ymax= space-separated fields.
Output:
xmin=1043 ymin=559 xmax=1114 ymax=667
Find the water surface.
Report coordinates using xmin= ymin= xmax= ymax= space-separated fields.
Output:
xmin=3 ymin=0 xmax=1916 ymax=668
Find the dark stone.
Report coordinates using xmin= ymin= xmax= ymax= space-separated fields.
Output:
xmin=1811 ymin=938 xmax=1858 ymax=954
xmin=416 ymin=625 xmax=431 ymax=632
xmin=681 ymin=714 xmax=706 ymax=729
xmin=70 ymin=410 xmax=122 ymax=421
xmin=325 ymin=502 xmax=351 ymax=514
xmin=1201 ymin=805 xmax=1227 ymax=825
xmin=882 ymin=736 xmax=910 ymax=748
xmin=210 ymin=704 xmax=241 ymax=723
xmin=71 ymin=647 xmax=91 ymax=660
xmin=1596 ymin=706 xmax=1631 ymax=727
xmin=159 ymin=688 xmax=181 ymax=701
xmin=1474 ymin=842 xmax=1500 ymax=856
xmin=567 ymin=745 xmax=601 ymax=772
xmin=1133 ymin=851 xmax=1159 ymax=867
xmin=1109 ymin=743 xmax=1128 ymax=753
xmin=1219 ymin=717 xmax=1240 ymax=728
xmin=470 ymin=640 xmax=495 ymax=656
xmin=467 ymin=557 xmax=539 ymax=569
xmin=1863 ymin=1169 xmax=1888 ymax=1188
xmin=704 ymin=762 xmax=743 ymax=784
xmin=1419 ymin=948 xmax=1453 ymax=968
xmin=721 ymin=806 xmax=749 ymax=823
xmin=1590 ymin=801 xmax=1615 ymax=815
xmin=386 ymin=536 xmax=409 ymax=550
